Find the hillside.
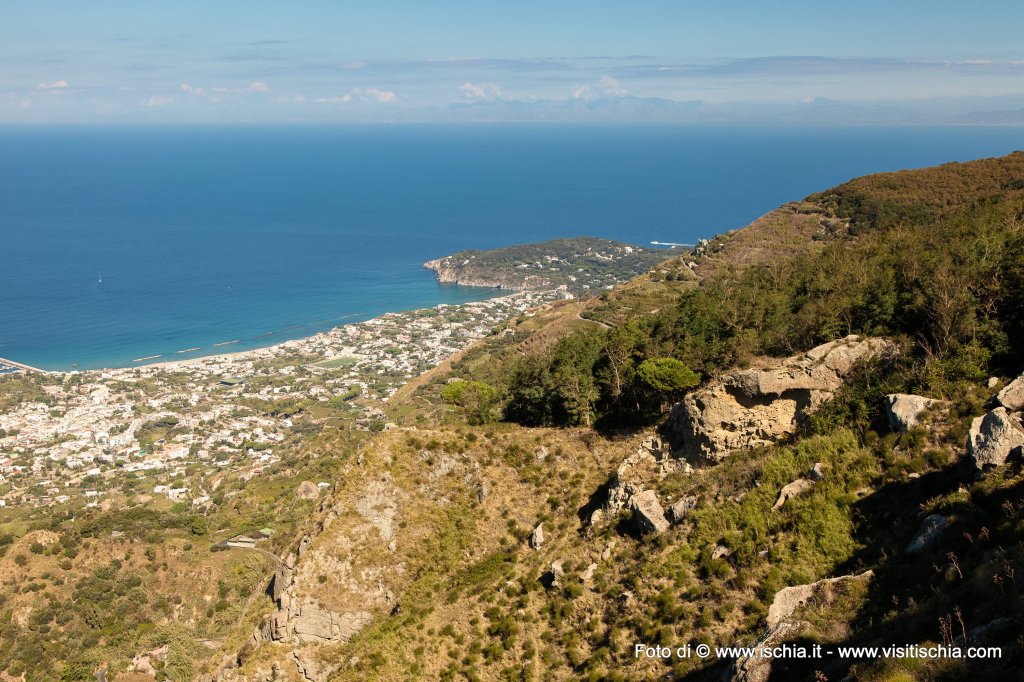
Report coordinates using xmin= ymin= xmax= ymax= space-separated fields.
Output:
xmin=2 ymin=153 xmax=1024 ymax=682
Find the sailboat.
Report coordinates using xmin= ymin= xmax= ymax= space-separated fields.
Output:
xmin=98 ymin=274 xmax=103 ymax=284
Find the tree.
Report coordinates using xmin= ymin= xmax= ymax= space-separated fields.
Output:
xmin=636 ymin=357 xmax=699 ymax=410
xmin=441 ymin=380 xmax=497 ymax=425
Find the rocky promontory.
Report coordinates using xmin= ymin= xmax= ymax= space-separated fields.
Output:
xmin=424 ymin=236 xmax=679 ymax=295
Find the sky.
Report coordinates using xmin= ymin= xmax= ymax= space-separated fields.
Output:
xmin=3 ymin=0 xmax=1024 ymax=123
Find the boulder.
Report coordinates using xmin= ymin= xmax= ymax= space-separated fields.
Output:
xmin=630 ymin=490 xmax=670 ymax=534
xmin=766 ymin=571 xmax=873 ymax=627
xmin=296 ymin=481 xmax=319 ymax=500
xmin=884 ymin=393 xmax=944 ymax=432
xmin=905 ymin=514 xmax=950 ymax=554
xmin=771 ymin=478 xmax=812 ymax=510
xmin=667 ymin=495 xmax=698 ymax=524
xmin=670 ymin=336 xmax=897 ymax=462
xmin=711 ymin=544 xmax=732 ymax=560
xmin=581 ymin=563 xmax=597 ymax=582
xmin=807 ymin=462 xmax=826 ymax=481
xmin=968 ymin=407 xmax=1024 ymax=471
xmin=529 ymin=523 xmax=544 ymax=550
xmin=996 ymin=374 xmax=1024 ymax=411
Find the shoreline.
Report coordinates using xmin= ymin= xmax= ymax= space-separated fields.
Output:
xmin=18 ymin=288 xmax=547 ymax=379
xmin=3 ymin=287 xmax=512 ymax=377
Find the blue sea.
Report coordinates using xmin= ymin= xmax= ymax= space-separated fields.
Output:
xmin=1 ymin=125 xmax=1022 ymax=371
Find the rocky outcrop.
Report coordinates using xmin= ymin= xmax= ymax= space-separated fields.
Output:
xmin=271 ymin=596 xmax=371 ymax=644
xmin=905 ymin=514 xmax=950 ymax=554
xmin=771 ymin=478 xmax=812 ymax=510
xmin=968 ymin=407 xmax=1024 ymax=471
xmin=631 ymin=490 xmax=670 ymax=534
xmin=667 ymin=495 xmax=697 ymax=524
xmin=530 ymin=523 xmax=544 ymax=550
xmin=595 ymin=435 xmax=685 ymax=524
xmin=766 ymin=571 xmax=874 ymax=627
xmin=670 ymin=336 xmax=898 ymax=462
xmin=296 ymin=480 xmax=319 ymax=500
xmin=884 ymin=393 xmax=944 ymax=432
xmin=996 ymin=374 xmax=1024 ymax=411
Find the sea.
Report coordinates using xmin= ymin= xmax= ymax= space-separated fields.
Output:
xmin=1 ymin=124 xmax=1022 ymax=371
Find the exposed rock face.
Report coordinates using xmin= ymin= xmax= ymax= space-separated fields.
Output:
xmin=905 ymin=514 xmax=950 ymax=554
xmin=721 ymin=621 xmax=807 ymax=682
xmin=667 ymin=495 xmax=698 ymax=524
xmin=271 ymin=596 xmax=371 ymax=643
xmin=884 ymin=393 xmax=944 ymax=432
xmin=296 ymin=480 xmax=319 ymax=500
xmin=766 ymin=571 xmax=874 ymax=627
xmin=771 ymin=478 xmax=812 ymax=510
xmin=630 ymin=490 xmax=669 ymax=534
xmin=670 ymin=336 xmax=898 ymax=462
xmin=996 ymin=374 xmax=1024 ymax=411
xmin=968 ymin=407 xmax=1024 ymax=471
xmin=807 ymin=462 xmax=826 ymax=481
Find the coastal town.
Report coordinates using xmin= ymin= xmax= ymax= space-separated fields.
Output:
xmin=0 ymin=289 xmax=563 ymax=514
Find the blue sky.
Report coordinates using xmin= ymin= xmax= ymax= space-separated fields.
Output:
xmin=4 ymin=0 xmax=1024 ymax=123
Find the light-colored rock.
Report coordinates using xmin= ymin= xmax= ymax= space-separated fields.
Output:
xmin=771 ymin=478 xmax=812 ymax=510
xmin=278 ymin=599 xmax=371 ymax=643
xmin=630 ymin=490 xmax=669 ymax=534
xmin=711 ymin=544 xmax=731 ymax=560
xmin=581 ymin=563 xmax=597 ymax=582
xmin=968 ymin=407 xmax=1024 ymax=471
xmin=534 ymin=445 xmax=549 ymax=463
xmin=293 ymin=651 xmax=334 ymax=682
xmin=529 ymin=523 xmax=544 ymax=550
xmin=667 ymin=495 xmax=698 ymax=524
xmin=670 ymin=336 xmax=898 ymax=461
xmin=987 ymin=377 xmax=1000 ymax=389
xmin=807 ymin=462 xmax=826 ymax=481
xmin=884 ymin=393 xmax=944 ymax=432
xmin=722 ymin=621 xmax=807 ymax=682
xmin=296 ymin=480 xmax=319 ymax=500
xmin=766 ymin=571 xmax=874 ymax=627
xmin=905 ymin=514 xmax=950 ymax=554
xmin=996 ymin=374 xmax=1024 ymax=411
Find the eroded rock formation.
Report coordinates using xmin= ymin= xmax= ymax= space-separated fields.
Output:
xmin=670 ymin=336 xmax=898 ymax=462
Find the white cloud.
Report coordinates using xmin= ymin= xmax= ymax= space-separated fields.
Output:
xmin=315 ymin=87 xmax=397 ymax=105
xmin=598 ymin=76 xmax=627 ymax=97
xmin=315 ymin=94 xmax=353 ymax=104
xmin=571 ymin=83 xmax=590 ymax=99
xmin=361 ymin=87 xmax=397 ymax=103
xmin=180 ymin=83 xmax=206 ymax=96
xmin=246 ymin=81 xmax=270 ymax=93
xmin=37 ymin=80 xmax=69 ymax=90
xmin=459 ymin=82 xmax=502 ymax=100
xmin=141 ymin=96 xmax=173 ymax=108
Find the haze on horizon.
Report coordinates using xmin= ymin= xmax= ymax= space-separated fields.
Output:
xmin=4 ymin=0 xmax=1024 ymax=125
